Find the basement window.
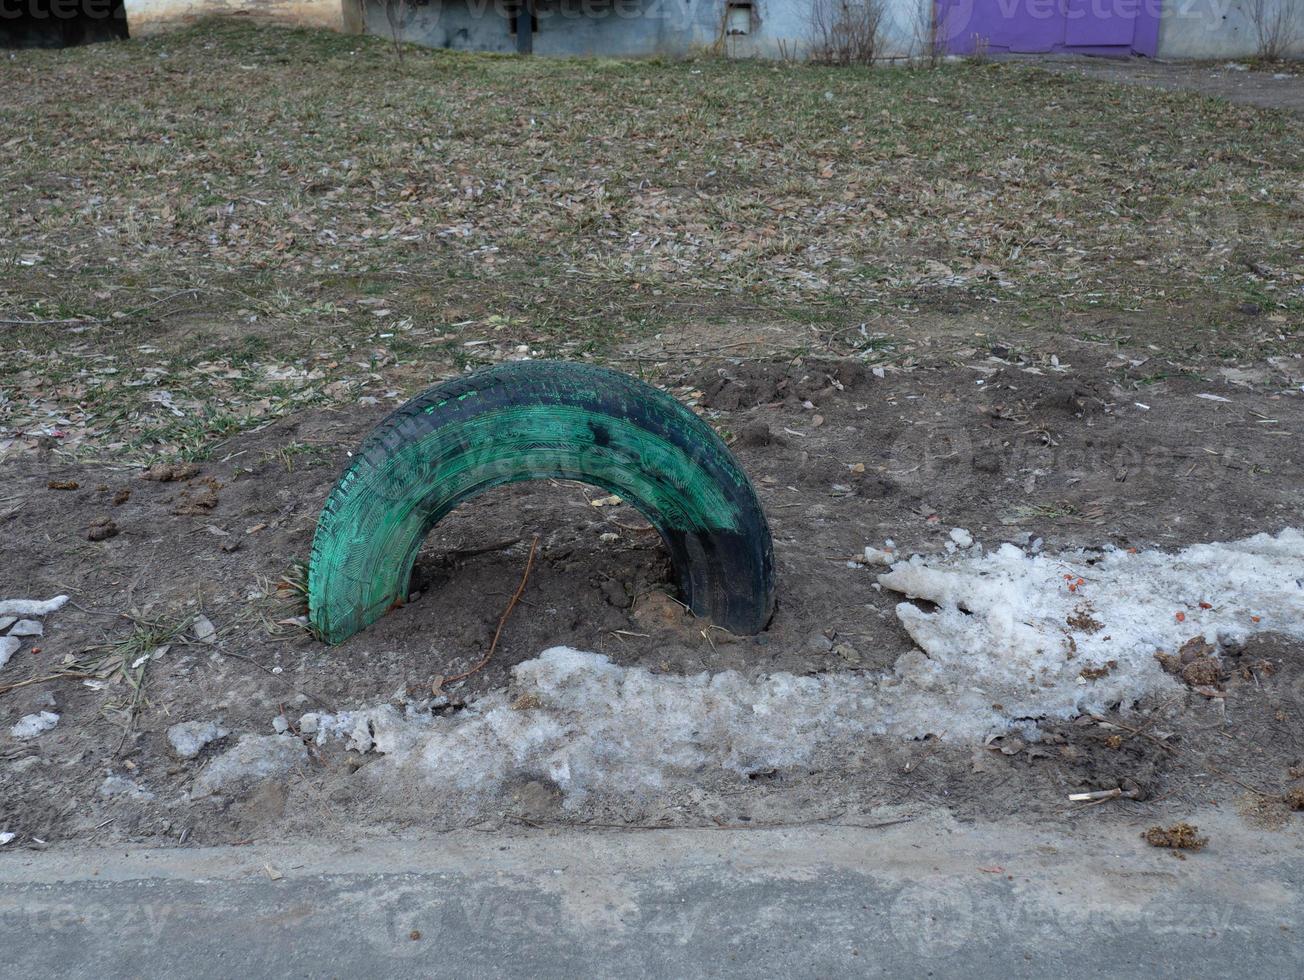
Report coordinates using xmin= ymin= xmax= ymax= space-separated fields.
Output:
xmin=1 ymin=0 xmax=128 ymax=48
xmin=725 ymin=1 xmax=752 ymax=35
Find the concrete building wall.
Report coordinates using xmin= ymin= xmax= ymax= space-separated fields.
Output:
xmin=1155 ymin=0 xmax=1304 ymax=58
xmin=366 ymin=0 xmax=931 ymax=60
xmin=123 ymin=0 xmax=349 ymax=35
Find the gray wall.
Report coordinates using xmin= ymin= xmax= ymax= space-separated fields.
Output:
xmin=1156 ymin=0 xmax=1303 ymax=58
xmin=365 ymin=0 xmax=929 ymax=59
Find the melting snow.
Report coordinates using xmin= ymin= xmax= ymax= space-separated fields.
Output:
xmin=10 ymin=711 xmax=59 ymax=740
xmin=303 ymin=529 xmax=1303 ymax=807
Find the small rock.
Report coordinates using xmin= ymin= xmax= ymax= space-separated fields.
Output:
xmin=87 ymin=517 xmax=118 ymax=541
xmin=833 ymin=642 xmax=862 ymax=665
xmin=192 ymin=615 xmax=217 ymax=644
xmin=7 ymin=620 xmax=42 ymax=638
xmin=166 ymin=719 xmax=230 ymax=760
xmin=806 ymin=632 xmax=834 ymax=654
xmin=10 ymin=711 xmax=59 ymax=740
xmin=112 ymin=488 xmax=131 ymax=506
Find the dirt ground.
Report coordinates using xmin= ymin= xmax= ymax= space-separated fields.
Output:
xmin=2 ymin=23 xmax=1302 ymax=852
xmin=3 ymin=317 xmax=1302 ymax=847
xmin=1044 ymin=57 xmax=1304 ymax=116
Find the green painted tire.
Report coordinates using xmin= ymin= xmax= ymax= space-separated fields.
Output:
xmin=308 ymin=360 xmax=775 ymax=644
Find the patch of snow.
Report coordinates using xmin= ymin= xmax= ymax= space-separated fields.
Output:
xmin=166 ymin=720 xmax=230 ymax=760
xmin=0 ymin=596 xmax=69 ymax=618
xmin=949 ymin=527 xmax=974 ymax=549
xmin=0 ymin=832 xmax=14 ymax=846
xmin=6 ymin=620 xmax=42 ymax=638
xmin=192 ymin=735 xmax=308 ymax=797
xmin=10 ymin=711 xmax=59 ymax=740
xmin=878 ymin=527 xmax=1304 ymax=739
xmin=0 ymin=636 xmax=19 ymax=670
xmin=0 ymin=616 xmax=16 ymax=633
xmin=299 ymin=704 xmax=432 ymax=755
xmin=862 ymin=546 xmax=894 ymax=566
xmin=300 ymin=530 xmax=1302 ymax=809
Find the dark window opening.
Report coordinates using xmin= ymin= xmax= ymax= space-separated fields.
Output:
xmin=1 ymin=0 xmax=128 ymax=48
xmin=725 ymin=0 xmax=753 ymax=35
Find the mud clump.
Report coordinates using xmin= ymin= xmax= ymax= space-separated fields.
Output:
xmin=1142 ymin=822 xmax=1208 ymax=851
xmin=47 ymin=480 xmax=79 ymax=491
xmin=144 ymin=462 xmax=201 ymax=482
xmin=1180 ymin=657 xmax=1223 ymax=687
xmin=1285 ymin=788 xmax=1304 ymax=811
xmin=1155 ymin=637 xmax=1225 ymax=689
xmin=1078 ymin=660 xmax=1117 ymax=681
xmin=86 ymin=516 xmax=118 ymax=541
xmin=171 ymin=479 xmax=221 ymax=515
xmin=631 ymin=590 xmax=689 ymax=630
xmin=736 ymin=420 xmax=775 ymax=447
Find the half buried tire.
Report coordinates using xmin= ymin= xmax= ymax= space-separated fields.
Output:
xmin=308 ymin=360 xmax=775 ymax=644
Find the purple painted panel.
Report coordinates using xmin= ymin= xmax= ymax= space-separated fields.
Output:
xmin=935 ymin=0 xmax=1160 ymax=57
xmin=1065 ymin=0 xmax=1140 ymax=45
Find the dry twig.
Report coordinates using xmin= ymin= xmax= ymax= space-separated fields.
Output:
xmin=445 ymin=535 xmax=540 ymax=685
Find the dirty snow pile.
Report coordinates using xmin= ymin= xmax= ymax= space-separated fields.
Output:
xmin=3 ymin=596 xmax=70 ymax=740
xmin=0 ymin=594 xmax=67 ymax=671
xmin=290 ymin=530 xmax=1302 ymax=807
xmin=877 ymin=527 xmax=1304 ymax=738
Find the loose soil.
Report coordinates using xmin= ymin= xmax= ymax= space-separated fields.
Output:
xmin=3 ymin=327 xmax=1302 ymax=847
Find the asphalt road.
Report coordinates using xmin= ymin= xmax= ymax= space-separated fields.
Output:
xmin=2 ymin=809 xmax=1301 ymax=978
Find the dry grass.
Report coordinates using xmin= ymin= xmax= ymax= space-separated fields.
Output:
xmin=1 ymin=22 xmax=1301 ymax=461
